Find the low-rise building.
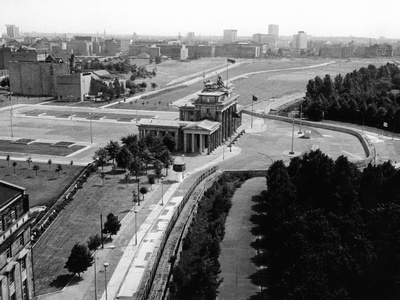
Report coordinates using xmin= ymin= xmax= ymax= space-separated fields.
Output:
xmin=105 ymin=39 xmax=119 ymax=56
xmin=56 ymin=72 xmax=92 ymax=101
xmin=138 ymin=77 xmax=242 ymax=153
xmin=187 ymin=45 xmax=214 ymax=59
xmin=180 ymin=45 xmax=188 ymax=60
xmin=67 ymin=41 xmax=93 ymax=56
xmin=215 ymin=44 xmax=260 ymax=58
xmin=128 ymin=45 xmax=160 ymax=58
xmin=9 ymin=60 xmax=69 ymax=96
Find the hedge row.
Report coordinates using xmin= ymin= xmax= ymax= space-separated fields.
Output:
xmin=168 ymin=172 xmax=251 ymax=300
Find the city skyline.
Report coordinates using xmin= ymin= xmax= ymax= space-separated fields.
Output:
xmin=1 ymin=0 xmax=399 ymax=39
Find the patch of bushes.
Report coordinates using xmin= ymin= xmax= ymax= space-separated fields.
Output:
xmin=170 ymin=172 xmax=251 ymax=299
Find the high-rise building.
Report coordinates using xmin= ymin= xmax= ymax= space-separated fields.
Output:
xmin=6 ymin=25 xmax=19 ymax=39
xmin=186 ymin=32 xmax=196 ymax=45
xmin=187 ymin=32 xmax=195 ymax=40
xmin=268 ymin=24 xmax=279 ymax=37
xmin=293 ymin=31 xmax=307 ymax=50
xmin=223 ymin=29 xmax=237 ymax=44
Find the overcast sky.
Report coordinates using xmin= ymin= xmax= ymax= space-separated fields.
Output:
xmin=1 ymin=0 xmax=399 ymax=39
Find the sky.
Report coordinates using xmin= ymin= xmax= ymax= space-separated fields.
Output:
xmin=1 ymin=0 xmax=399 ymax=39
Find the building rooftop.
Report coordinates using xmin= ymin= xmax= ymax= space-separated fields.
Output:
xmin=0 ymin=181 xmax=24 ymax=207
xmin=184 ymin=119 xmax=220 ymax=132
xmin=139 ymin=118 xmax=182 ymax=128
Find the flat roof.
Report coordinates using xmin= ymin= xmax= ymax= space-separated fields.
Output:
xmin=139 ymin=118 xmax=181 ymax=128
xmin=199 ymin=91 xmax=226 ymax=97
xmin=0 ymin=181 xmax=24 ymax=207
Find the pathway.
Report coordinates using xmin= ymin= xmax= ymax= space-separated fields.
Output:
xmin=218 ymin=177 xmax=266 ymax=299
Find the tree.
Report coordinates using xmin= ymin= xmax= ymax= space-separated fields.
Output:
xmin=153 ymin=159 xmax=163 ymax=181
xmin=26 ymin=157 xmax=32 ymax=169
xmin=305 ymin=97 xmax=324 ymax=121
xmin=64 ymin=243 xmax=93 ymax=277
xmin=113 ymin=79 xmax=121 ymax=98
xmin=103 ymin=213 xmax=121 ymax=236
xmin=87 ymin=234 xmax=102 ymax=251
xmin=159 ymin=149 xmax=174 ymax=175
xmin=55 ymin=164 xmax=63 ymax=179
xmin=12 ymin=161 xmax=17 ymax=175
xmin=0 ymin=77 xmax=10 ymax=87
xmin=33 ymin=164 xmax=40 ymax=177
xmin=105 ymin=140 xmax=120 ymax=165
xmin=99 ymin=171 xmax=106 ymax=186
xmin=121 ymin=134 xmax=139 ymax=156
xmin=93 ymin=148 xmax=109 ymax=170
xmin=129 ymin=158 xmax=145 ymax=182
xmin=155 ymin=56 xmax=161 ymax=64
xmin=116 ymin=146 xmax=133 ymax=170
xmin=47 ymin=159 xmax=52 ymax=171
xmin=151 ymin=82 xmax=158 ymax=90
xmin=139 ymin=186 xmax=148 ymax=201
xmin=162 ymin=133 xmax=176 ymax=152
xmin=147 ymin=174 xmax=156 ymax=190
xmin=141 ymin=149 xmax=154 ymax=170
xmin=6 ymin=155 xmax=10 ymax=167
xmin=124 ymin=172 xmax=130 ymax=187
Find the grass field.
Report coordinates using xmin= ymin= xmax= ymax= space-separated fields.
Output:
xmin=230 ymin=58 xmax=396 ymax=106
xmin=32 ymin=169 xmax=153 ymax=294
xmin=0 ymin=160 xmax=84 ymax=207
xmin=0 ymin=140 xmax=85 ymax=156
xmin=111 ymin=58 xmax=397 ymax=112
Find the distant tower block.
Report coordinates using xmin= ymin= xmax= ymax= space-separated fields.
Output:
xmin=173 ymin=162 xmax=186 ymax=182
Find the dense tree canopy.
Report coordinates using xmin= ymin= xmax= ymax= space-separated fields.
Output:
xmin=260 ymin=150 xmax=400 ymax=299
xmin=116 ymin=133 xmax=174 ymax=178
xmin=303 ymin=63 xmax=400 ymax=132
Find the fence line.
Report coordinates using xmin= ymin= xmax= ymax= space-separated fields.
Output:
xmin=31 ymin=163 xmax=94 ymax=245
xmin=243 ymin=110 xmax=376 ymax=168
xmin=135 ymin=166 xmax=218 ymax=300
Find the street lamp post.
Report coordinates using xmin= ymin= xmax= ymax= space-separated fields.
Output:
xmin=135 ymin=100 xmax=138 ymax=125
xmin=89 ymin=113 xmax=93 ymax=144
xmin=69 ymin=95 xmax=73 ymax=120
xmin=298 ymin=103 xmax=303 ymax=134
xmin=134 ymin=210 xmax=138 ymax=245
xmin=103 ymin=262 xmax=109 ymax=300
xmin=94 ymin=250 xmax=98 ymax=300
xmin=9 ymin=92 xmax=13 ymax=138
xmin=160 ymin=176 xmax=165 ymax=205
xmin=289 ymin=117 xmax=295 ymax=155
